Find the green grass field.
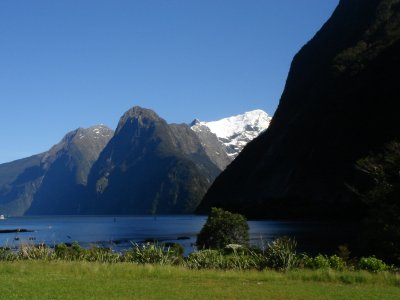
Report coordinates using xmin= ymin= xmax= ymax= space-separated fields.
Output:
xmin=0 ymin=261 xmax=399 ymax=299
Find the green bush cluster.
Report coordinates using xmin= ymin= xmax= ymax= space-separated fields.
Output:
xmin=53 ymin=242 xmax=120 ymax=263
xmin=54 ymin=242 xmax=87 ymax=260
xmin=358 ymin=256 xmax=390 ymax=272
xmin=302 ymin=254 xmax=346 ymax=270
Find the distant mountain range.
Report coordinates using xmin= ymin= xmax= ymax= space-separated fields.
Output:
xmin=0 ymin=108 xmax=269 ymax=216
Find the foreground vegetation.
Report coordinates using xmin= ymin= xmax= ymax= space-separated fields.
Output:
xmin=1 ymin=204 xmax=399 ymax=298
xmin=354 ymin=139 xmax=400 ymax=263
xmin=0 ymin=260 xmax=399 ymax=300
xmin=0 ymin=239 xmax=397 ymax=273
xmin=0 ymin=226 xmax=398 ymax=299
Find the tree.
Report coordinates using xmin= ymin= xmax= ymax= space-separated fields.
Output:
xmin=196 ymin=207 xmax=249 ymax=249
xmin=355 ymin=140 xmax=400 ymax=263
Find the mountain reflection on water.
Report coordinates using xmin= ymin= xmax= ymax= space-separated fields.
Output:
xmin=0 ymin=215 xmax=357 ymax=255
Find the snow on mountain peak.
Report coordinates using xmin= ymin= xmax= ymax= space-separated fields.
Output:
xmin=191 ymin=109 xmax=271 ymax=158
xmin=201 ymin=109 xmax=270 ymax=139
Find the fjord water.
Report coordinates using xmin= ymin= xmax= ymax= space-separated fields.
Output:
xmin=0 ymin=215 xmax=356 ymax=255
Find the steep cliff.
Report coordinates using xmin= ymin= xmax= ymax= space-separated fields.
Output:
xmin=197 ymin=0 xmax=400 ymax=219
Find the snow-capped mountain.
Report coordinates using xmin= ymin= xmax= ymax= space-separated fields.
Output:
xmin=191 ymin=109 xmax=272 ymax=158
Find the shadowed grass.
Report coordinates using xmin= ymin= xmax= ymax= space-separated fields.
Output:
xmin=0 ymin=261 xmax=399 ymax=299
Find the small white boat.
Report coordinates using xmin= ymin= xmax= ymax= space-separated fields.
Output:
xmin=0 ymin=214 xmax=5 ymax=220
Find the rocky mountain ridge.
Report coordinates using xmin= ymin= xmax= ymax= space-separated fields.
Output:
xmin=0 ymin=125 xmax=113 ymax=215
xmin=191 ymin=109 xmax=271 ymax=159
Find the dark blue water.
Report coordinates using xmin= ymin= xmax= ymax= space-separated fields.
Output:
xmin=0 ymin=215 xmax=356 ymax=255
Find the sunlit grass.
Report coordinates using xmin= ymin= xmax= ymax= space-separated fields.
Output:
xmin=0 ymin=261 xmax=399 ymax=299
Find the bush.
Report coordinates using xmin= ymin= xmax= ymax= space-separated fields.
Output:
xmin=185 ymin=249 xmax=262 ymax=270
xmin=0 ymin=247 xmax=16 ymax=261
xmin=197 ymin=207 xmax=249 ymax=250
xmin=303 ymin=254 xmax=346 ymax=270
xmin=359 ymin=256 xmax=389 ymax=272
xmin=328 ymin=255 xmax=346 ymax=270
xmin=85 ymin=247 xmax=120 ymax=263
xmin=165 ymin=243 xmax=184 ymax=258
xmin=122 ymin=243 xmax=180 ymax=265
xmin=54 ymin=242 xmax=96 ymax=261
xmin=54 ymin=243 xmax=69 ymax=260
xmin=185 ymin=249 xmax=224 ymax=269
xmin=302 ymin=254 xmax=329 ymax=269
xmin=337 ymin=244 xmax=351 ymax=262
xmin=264 ymin=237 xmax=298 ymax=271
xmin=18 ymin=243 xmax=51 ymax=260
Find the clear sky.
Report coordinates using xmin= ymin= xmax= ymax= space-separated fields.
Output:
xmin=0 ymin=0 xmax=339 ymax=164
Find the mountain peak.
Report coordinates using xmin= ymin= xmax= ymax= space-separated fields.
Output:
xmin=116 ymin=106 xmax=163 ymax=134
xmin=191 ymin=109 xmax=272 ymax=158
xmin=80 ymin=125 xmax=114 ymax=140
xmin=203 ymin=109 xmax=271 ymax=139
xmin=54 ymin=125 xmax=113 ymax=147
xmin=121 ymin=106 xmax=160 ymax=121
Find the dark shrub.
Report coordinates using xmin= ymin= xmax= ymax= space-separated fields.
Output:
xmin=197 ymin=207 xmax=249 ymax=249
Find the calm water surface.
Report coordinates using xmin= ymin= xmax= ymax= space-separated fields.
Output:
xmin=0 ymin=215 xmax=356 ymax=255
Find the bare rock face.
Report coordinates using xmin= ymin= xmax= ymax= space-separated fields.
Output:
xmin=189 ymin=120 xmax=233 ymax=170
xmin=197 ymin=0 xmax=400 ymax=219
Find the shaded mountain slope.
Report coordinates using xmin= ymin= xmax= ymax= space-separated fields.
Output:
xmin=0 ymin=125 xmax=113 ymax=216
xmin=190 ymin=120 xmax=233 ymax=170
xmin=26 ymin=125 xmax=114 ymax=215
xmin=197 ymin=0 xmax=400 ymax=219
xmin=85 ymin=106 xmax=221 ymax=214
xmin=0 ymin=154 xmax=45 ymax=216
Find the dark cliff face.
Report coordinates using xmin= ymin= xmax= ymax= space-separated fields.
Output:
xmin=86 ymin=106 xmax=220 ymax=214
xmin=197 ymin=0 xmax=400 ymax=219
xmin=0 ymin=125 xmax=113 ymax=216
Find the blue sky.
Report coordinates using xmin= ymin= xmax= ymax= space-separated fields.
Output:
xmin=0 ymin=0 xmax=338 ymax=163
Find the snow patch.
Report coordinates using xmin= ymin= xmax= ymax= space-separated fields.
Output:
xmin=191 ymin=109 xmax=271 ymax=158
